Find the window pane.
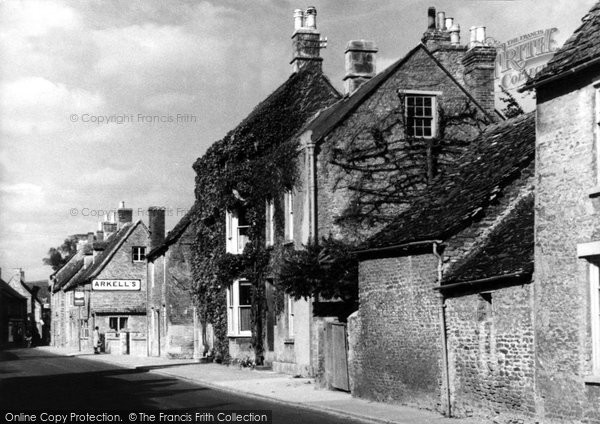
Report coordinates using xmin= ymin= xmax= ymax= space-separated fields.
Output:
xmin=109 ymin=318 xmax=117 ymax=331
xmin=239 ymin=307 xmax=251 ymax=332
xmin=119 ymin=317 xmax=128 ymax=330
xmin=239 ymin=283 xmax=252 ymax=306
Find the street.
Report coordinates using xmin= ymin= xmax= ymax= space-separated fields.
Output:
xmin=0 ymin=349 xmax=364 ymax=424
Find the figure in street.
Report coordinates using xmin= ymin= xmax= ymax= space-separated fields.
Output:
xmin=93 ymin=326 xmax=100 ymax=354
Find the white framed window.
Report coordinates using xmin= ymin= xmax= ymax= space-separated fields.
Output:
xmin=594 ymin=80 xmax=600 ymax=185
xmin=284 ymin=191 xmax=294 ymax=242
xmin=265 ymin=200 xmax=275 ymax=247
xmin=132 ymin=246 xmax=146 ymax=262
xmin=405 ymin=95 xmax=436 ymax=138
xmin=287 ymin=295 xmax=294 ymax=338
xmin=227 ymin=279 xmax=252 ymax=337
xmin=590 ymin=262 xmax=600 ymax=375
xmin=226 ymin=209 xmax=250 ymax=254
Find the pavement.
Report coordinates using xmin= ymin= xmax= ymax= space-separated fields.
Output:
xmin=35 ymin=346 xmax=487 ymax=424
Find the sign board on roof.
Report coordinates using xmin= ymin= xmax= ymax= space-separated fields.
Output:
xmin=73 ymin=290 xmax=85 ymax=306
xmin=92 ymin=279 xmax=141 ymax=291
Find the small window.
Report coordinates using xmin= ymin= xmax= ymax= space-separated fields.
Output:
xmin=80 ymin=319 xmax=89 ymax=339
xmin=109 ymin=317 xmax=128 ymax=333
xmin=590 ymin=263 xmax=600 ymax=375
xmin=265 ymin=200 xmax=275 ymax=247
xmin=132 ymin=246 xmax=146 ymax=262
xmin=227 ymin=280 xmax=252 ymax=337
xmin=288 ymin=295 xmax=294 ymax=338
xmin=284 ymin=191 xmax=294 ymax=242
xmin=405 ymin=95 xmax=436 ymax=138
xmin=225 ymin=209 xmax=250 ymax=254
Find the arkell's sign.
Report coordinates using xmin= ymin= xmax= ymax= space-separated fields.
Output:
xmin=92 ymin=279 xmax=141 ymax=291
xmin=494 ymin=28 xmax=559 ymax=90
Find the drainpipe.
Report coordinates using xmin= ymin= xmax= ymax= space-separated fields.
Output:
xmin=433 ymin=242 xmax=451 ymax=417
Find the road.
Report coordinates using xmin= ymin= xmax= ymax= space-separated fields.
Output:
xmin=0 ymin=348 xmax=364 ymax=424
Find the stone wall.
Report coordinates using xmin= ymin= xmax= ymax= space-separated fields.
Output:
xmin=353 ymin=253 xmax=443 ymax=411
xmin=534 ymin=69 xmax=600 ymax=423
xmin=316 ymin=46 xmax=489 ymax=245
xmin=445 ymin=284 xmax=536 ymax=421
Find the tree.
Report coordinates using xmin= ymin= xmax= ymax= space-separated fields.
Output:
xmin=43 ymin=236 xmax=78 ymax=271
xmin=499 ymin=85 xmax=525 ymax=119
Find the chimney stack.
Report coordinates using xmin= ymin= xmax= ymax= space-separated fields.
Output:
xmin=12 ymin=268 xmax=24 ymax=283
xmin=422 ymin=7 xmax=451 ymax=49
xmin=117 ymin=201 xmax=133 ymax=229
xmin=343 ymin=40 xmax=378 ymax=95
xmin=148 ymin=206 xmax=166 ymax=252
xmin=291 ymin=6 xmax=326 ymax=73
xmin=462 ymin=25 xmax=497 ymax=119
xmin=96 ymin=221 xmax=104 ymax=242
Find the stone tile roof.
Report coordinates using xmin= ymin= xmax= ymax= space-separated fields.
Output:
xmin=147 ymin=203 xmax=197 ymax=261
xmin=64 ymin=221 xmax=146 ymax=291
xmin=361 ymin=112 xmax=535 ymax=250
xmin=51 ymin=253 xmax=84 ymax=293
xmin=524 ymin=1 xmax=600 ymax=88
xmin=301 ymin=44 xmax=497 ymax=143
xmin=442 ymin=193 xmax=533 ymax=284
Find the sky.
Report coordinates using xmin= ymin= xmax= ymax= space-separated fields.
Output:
xmin=0 ymin=0 xmax=595 ymax=281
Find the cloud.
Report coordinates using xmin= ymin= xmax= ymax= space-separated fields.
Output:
xmin=0 ymin=77 xmax=104 ymax=137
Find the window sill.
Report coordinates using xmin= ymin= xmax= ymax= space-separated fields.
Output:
xmin=227 ymin=333 xmax=252 ymax=338
xmin=283 ymin=240 xmax=294 ymax=246
xmin=589 ymin=187 xmax=600 ymax=198
xmin=584 ymin=376 xmax=600 ymax=385
xmin=283 ymin=338 xmax=295 ymax=345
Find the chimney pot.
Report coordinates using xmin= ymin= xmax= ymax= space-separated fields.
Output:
xmin=12 ymin=268 xmax=24 ymax=282
xmin=119 ymin=201 xmax=125 ymax=209
xmin=445 ymin=17 xmax=454 ymax=31
xmin=427 ymin=7 xmax=436 ymax=30
xmin=476 ymin=26 xmax=486 ymax=44
xmin=305 ymin=6 xmax=317 ymax=29
xmin=293 ymin=9 xmax=304 ymax=31
xmin=450 ymin=23 xmax=461 ymax=45
xmin=437 ymin=11 xmax=446 ymax=30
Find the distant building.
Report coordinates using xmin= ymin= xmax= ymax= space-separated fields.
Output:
xmin=146 ymin=205 xmax=207 ymax=359
xmin=50 ymin=202 xmax=151 ymax=355
xmin=8 ymin=268 xmax=44 ymax=345
xmin=0 ymin=272 xmax=27 ymax=347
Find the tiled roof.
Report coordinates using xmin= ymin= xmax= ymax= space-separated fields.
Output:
xmin=64 ymin=221 xmax=146 ymax=291
xmin=52 ymin=251 xmax=84 ymax=292
xmin=147 ymin=203 xmax=197 ymax=261
xmin=301 ymin=44 xmax=497 ymax=143
xmin=524 ymin=1 xmax=600 ymax=89
xmin=442 ymin=193 xmax=533 ymax=284
xmin=361 ymin=112 xmax=535 ymax=250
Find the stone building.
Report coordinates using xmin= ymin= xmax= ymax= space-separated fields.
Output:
xmin=277 ymin=6 xmax=503 ymax=379
xmin=50 ymin=202 xmax=151 ymax=355
xmin=348 ymin=2 xmax=600 ymax=423
xmin=146 ymin=205 xmax=206 ymax=359
xmin=191 ymin=6 xmax=341 ymax=369
xmin=519 ymin=1 xmax=600 ymax=421
xmin=351 ymin=113 xmax=534 ymax=419
xmin=8 ymin=268 xmax=44 ymax=345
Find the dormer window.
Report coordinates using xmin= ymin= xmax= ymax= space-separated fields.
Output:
xmin=132 ymin=246 xmax=146 ymax=262
xmin=265 ymin=200 xmax=275 ymax=247
xmin=226 ymin=208 xmax=250 ymax=254
xmin=400 ymin=90 xmax=441 ymax=139
xmin=284 ymin=191 xmax=294 ymax=242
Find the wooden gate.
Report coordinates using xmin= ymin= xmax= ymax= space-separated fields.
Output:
xmin=324 ymin=322 xmax=350 ymax=391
